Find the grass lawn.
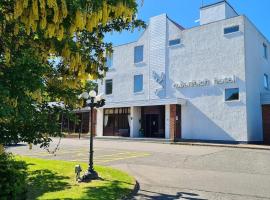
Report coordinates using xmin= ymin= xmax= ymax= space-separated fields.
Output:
xmin=17 ymin=156 xmax=135 ymax=200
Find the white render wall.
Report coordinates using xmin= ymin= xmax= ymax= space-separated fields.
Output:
xmin=130 ymin=106 xmax=141 ymax=137
xmin=169 ymin=16 xmax=247 ymax=141
xmin=96 ymin=108 xmax=103 ymax=137
xmin=244 ymin=17 xmax=270 ymax=141
xmin=98 ymin=11 xmax=269 ymax=142
xmin=200 ymin=1 xmax=238 ymax=25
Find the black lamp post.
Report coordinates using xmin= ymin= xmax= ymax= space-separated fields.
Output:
xmin=80 ymin=90 xmax=105 ymax=182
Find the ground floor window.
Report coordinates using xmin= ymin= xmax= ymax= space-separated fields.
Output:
xmin=61 ymin=111 xmax=94 ymax=134
xmin=225 ymin=88 xmax=239 ymax=101
xmin=103 ymin=108 xmax=130 ymax=137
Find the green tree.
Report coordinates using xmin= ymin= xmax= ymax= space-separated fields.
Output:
xmin=0 ymin=0 xmax=144 ymax=150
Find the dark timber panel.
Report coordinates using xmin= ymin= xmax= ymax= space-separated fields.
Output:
xmin=262 ymin=105 xmax=270 ymax=144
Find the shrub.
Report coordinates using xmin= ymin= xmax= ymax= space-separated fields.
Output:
xmin=0 ymin=153 xmax=27 ymax=200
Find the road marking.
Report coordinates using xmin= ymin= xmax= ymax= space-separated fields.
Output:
xmin=70 ymin=152 xmax=151 ymax=164
xmin=95 ymin=152 xmax=151 ymax=163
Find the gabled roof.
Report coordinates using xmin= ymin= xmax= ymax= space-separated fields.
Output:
xmin=167 ymin=16 xmax=185 ymax=30
xmin=113 ymin=14 xmax=185 ymax=48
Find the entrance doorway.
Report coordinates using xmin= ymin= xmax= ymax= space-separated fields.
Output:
xmin=141 ymin=106 xmax=165 ymax=138
xmin=145 ymin=114 xmax=159 ymax=137
xmin=262 ymin=105 xmax=270 ymax=144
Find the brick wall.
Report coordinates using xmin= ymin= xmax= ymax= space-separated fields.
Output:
xmin=170 ymin=105 xmax=177 ymax=141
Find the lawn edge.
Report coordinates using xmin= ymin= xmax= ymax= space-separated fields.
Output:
xmin=122 ymin=180 xmax=140 ymax=200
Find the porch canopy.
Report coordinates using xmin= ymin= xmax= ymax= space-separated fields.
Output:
xmin=102 ymin=98 xmax=187 ymax=109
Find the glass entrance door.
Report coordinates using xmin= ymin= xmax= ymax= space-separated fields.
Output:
xmin=145 ymin=114 xmax=159 ymax=138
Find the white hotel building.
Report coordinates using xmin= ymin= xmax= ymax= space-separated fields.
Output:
xmin=96 ymin=1 xmax=270 ymax=143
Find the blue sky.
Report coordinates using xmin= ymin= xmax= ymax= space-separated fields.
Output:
xmin=105 ymin=0 xmax=270 ymax=46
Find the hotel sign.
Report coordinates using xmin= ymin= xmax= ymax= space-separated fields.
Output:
xmin=173 ymin=76 xmax=236 ymax=89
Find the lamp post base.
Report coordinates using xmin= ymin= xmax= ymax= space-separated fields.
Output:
xmin=80 ymin=170 xmax=99 ymax=182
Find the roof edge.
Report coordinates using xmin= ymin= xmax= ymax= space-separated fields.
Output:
xmin=200 ymin=0 xmax=239 ymax=16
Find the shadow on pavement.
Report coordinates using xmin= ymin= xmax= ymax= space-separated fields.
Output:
xmin=5 ymin=143 xmax=27 ymax=148
xmin=133 ymin=189 xmax=207 ymax=200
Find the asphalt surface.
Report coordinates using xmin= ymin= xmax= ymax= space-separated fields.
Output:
xmin=7 ymin=138 xmax=270 ymax=200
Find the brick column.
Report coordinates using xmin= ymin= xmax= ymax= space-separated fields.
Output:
xmin=170 ymin=104 xmax=177 ymax=141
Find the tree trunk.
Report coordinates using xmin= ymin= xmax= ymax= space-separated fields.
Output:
xmin=0 ymin=144 xmax=4 ymax=154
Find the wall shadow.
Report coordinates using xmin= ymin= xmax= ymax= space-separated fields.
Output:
xmin=181 ymin=101 xmax=237 ymax=141
xmin=27 ymin=167 xmax=71 ymax=200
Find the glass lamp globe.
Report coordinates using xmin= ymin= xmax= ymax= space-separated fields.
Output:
xmin=86 ymin=99 xmax=91 ymax=104
xmin=99 ymin=93 xmax=105 ymax=100
xmin=81 ymin=92 xmax=89 ymax=99
xmin=95 ymin=95 xmax=101 ymax=102
xmin=89 ymin=90 xmax=97 ymax=98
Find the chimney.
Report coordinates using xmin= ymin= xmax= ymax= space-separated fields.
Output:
xmin=200 ymin=0 xmax=238 ymax=25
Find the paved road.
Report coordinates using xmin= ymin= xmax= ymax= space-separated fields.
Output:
xmin=7 ymin=138 xmax=270 ymax=200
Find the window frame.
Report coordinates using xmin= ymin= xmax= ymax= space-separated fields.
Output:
xmin=263 ymin=43 xmax=268 ymax=59
xmin=105 ymin=79 xmax=113 ymax=95
xmin=224 ymin=25 xmax=240 ymax=35
xmin=134 ymin=45 xmax=144 ymax=64
xmin=134 ymin=74 xmax=143 ymax=93
xmin=264 ymin=74 xmax=269 ymax=89
xmin=225 ymin=88 xmax=240 ymax=102
xmin=106 ymin=55 xmax=113 ymax=69
xmin=169 ymin=38 xmax=181 ymax=47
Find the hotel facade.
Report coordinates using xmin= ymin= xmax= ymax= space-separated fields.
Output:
xmin=95 ymin=1 xmax=270 ymax=143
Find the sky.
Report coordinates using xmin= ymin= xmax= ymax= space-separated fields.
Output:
xmin=105 ymin=0 xmax=270 ymax=46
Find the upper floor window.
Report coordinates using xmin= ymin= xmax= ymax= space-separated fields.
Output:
xmin=225 ymin=88 xmax=239 ymax=101
xmin=264 ymin=74 xmax=269 ymax=89
xmin=134 ymin=45 xmax=144 ymax=63
xmin=105 ymin=79 xmax=113 ymax=95
xmin=134 ymin=74 xmax=143 ymax=93
xmin=106 ymin=56 xmax=113 ymax=69
xmin=224 ymin=25 xmax=239 ymax=35
xmin=263 ymin=43 xmax=268 ymax=59
xmin=169 ymin=39 xmax=181 ymax=46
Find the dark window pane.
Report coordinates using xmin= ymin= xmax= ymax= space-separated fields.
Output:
xmin=134 ymin=45 xmax=144 ymax=63
xmin=134 ymin=75 xmax=143 ymax=93
xmin=264 ymin=74 xmax=269 ymax=89
xmin=169 ymin=39 xmax=181 ymax=46
xmin=263 ymin=43 xmax=268 ymax=59
xmin=105 ymin=79 xmax=112 ymax=95
xmin=224 ymin=26 xmax=239 ymax=34
xmin=109 ymin=109 xmax=114 ymax=114
xmin=225 ymin=88 xmax=239 ymax=101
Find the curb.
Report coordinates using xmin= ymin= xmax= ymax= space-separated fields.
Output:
xmin=95 ymin=137 xmax=270 ymax=151
xmin=60 ymin=137 xmax=270 ymax=151
xmin=95 ymin=136 xmax=171 ymax=144
xmin=172 ymin=142 xmax=270 ymax=151
xmin=123 ymin=180 xmax=140 ymax=200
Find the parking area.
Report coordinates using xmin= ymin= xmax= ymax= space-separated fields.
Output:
xmin=7 ymin=138 xmax=270 ymax=200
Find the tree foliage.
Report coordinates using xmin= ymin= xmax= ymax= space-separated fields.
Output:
xmin=0 ymin=0 xmax=144 ymax=146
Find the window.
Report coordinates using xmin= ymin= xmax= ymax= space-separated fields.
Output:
xmin=264 ymin=74 xmax=269 ymax=89
xmin=169 ymin=39 xmax=181 ymax=46
xmin=103 ymin=108 xmax=131 ymax=136
xmin=263 ymin=43 xmax=268 ymax=59
xmin=105 ymin=79 xmax=113 ymax=95
xmin=106 ymin=56 xmax=113 ymax=69
xmin=134 ymin=75 xmax=143 ymax=93
xmin=224 ymin=25 xmax=239 ymax=34
xmin=134 ymin=45 xmax=144 ymax=63
xmin=225 ymin=88 xmax=239 ymax=101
